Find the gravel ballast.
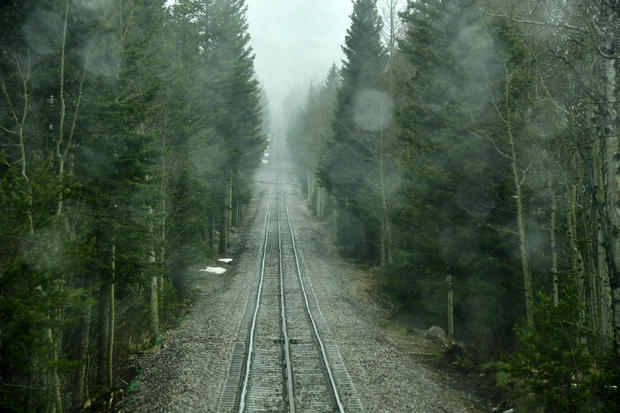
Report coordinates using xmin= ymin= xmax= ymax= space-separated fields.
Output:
xmin=284 ymin=179 xmax=483 ymax=413
xmin=121 ymin=158 xmax=484 ymax=412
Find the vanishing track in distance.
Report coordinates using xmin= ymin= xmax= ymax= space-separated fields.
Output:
xmin=217 ymin=181 xmax=362 ymax=412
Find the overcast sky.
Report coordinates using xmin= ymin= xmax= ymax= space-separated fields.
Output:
xmin=246 ymin=0 xmax=353 ymax=129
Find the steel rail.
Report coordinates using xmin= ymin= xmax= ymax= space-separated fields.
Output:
xmin=278 ymin=186 xmax=296 ymax=413
xmin=237 ymin=190 xmax=273 ymax=413
xmin=283 ymin=192 xmax=346 ymax=413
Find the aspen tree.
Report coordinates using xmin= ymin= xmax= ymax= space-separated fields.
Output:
xmin=503 ymin=65 xmax=534 ymax=328
xmin=599 ymin=2 xmax=620 ymax=353
xmin=0 ymin=53 xmax=33 ymax=235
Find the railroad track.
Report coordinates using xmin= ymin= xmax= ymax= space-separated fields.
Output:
xmin=218 ymin=185 xmax=362 ymax=412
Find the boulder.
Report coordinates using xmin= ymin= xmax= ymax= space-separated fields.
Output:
xmin=424 ymin=325 xmax=446 ymax=340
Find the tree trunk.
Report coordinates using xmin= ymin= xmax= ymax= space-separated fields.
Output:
xmin=332 ymin=197 xmax=338 ymax=239
xmin=55 ymin=0 xmax=68 ymax=216
xmin=508 ymin=120 xmax=533 ymax=328
xmin=147 ymin=199 xmax=160 ymax=340
xmin=447 ymin=274 xmax=454 ymax=338
xmin=160 ymin=123 xmax=168 ymax=261
xmin=226 ymin=176 xmax=233 ymax=249
xmin=568 ymin=185 xmax=586 ymax=324
xmin=1 ymin=53 xmax=33 ymax=234
xmin=73 ymin=295 xmax=91 ymax=410
xmin=220 ymin=173 xmax=233 ymax=249
xmin=317 ymin=186 xmax=322 ymax=218
xmin=381 ymin=0 xmax=400 ymax=60
xmin=150 ymin=275 xmax=160 ymax=339
xmin=615 ymin=22 xmax=620 ymax=355
xmin=590 ymin=15 xmax=618 ymax=348
xmin=27 ymin=344 xmax=37 ymax=411
xmin=379 ymin=122 xmax=392 ymax=267
xmin=107 ymin=244 xmax=115 ymax=389
xmin=602 ymin=19 xmax=620 ymax=353
xmin=210 ymin=217 xmax=216 ymax=250
xmin=219 ymin=213 xmax=226 ymax=253
xmin=218 ymin=174 xmax=232 ymax=253
xmin=307 ymin=170 xmax=313 ymax=202
xmin=549 ymin=175 xmax=559 ymax=305
xmin=598 ymin=214 xmax=613 ymax=347
xmin=236 ymin=198 xmax=240 ymax=226
xmin=584 ymin=205 xmax=600 ymax=332
xmin=47 ymin=327 xmax=63 ymax=413
xmin=159 ymin=240 xmax=165 ymax=312
xmin=593 ymin=127 xmax=613 ymax=346
xmin=57 ymin=67 xmax=86 ymax=215
xmin=107 ymin=281 xmax=115 ymax=389
xmin=158 ymin=241 xmax=165 ymax=325
xmin=98 ymin=285 xmax=109 ymax=387
xmin=49 ymin=6 xmax=73 ymax=390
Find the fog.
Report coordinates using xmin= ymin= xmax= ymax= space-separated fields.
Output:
xmin=246 ymin=0 xmax=353 ymax=133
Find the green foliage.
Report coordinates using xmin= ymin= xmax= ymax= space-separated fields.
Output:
xmin=317 ymin=0 xmax=390 ymax=263
xmin=288 ymin=64 xmax=339 ymax=200
xmin=127 ymin=381 xmax=140 ymax=393
xmin=0 ymin=155 xmax=90 ymax=411
xmin=285 ymin=1 xmax=620 ymax=411
xmin=0 ymin=0 xmax=265 ymax=411
xmin=382 ymin=0 xmax=527 ymax=352
xmin=503 ymin=284 xmax=619 ymax=412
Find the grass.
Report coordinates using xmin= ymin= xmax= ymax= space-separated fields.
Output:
xmin=127 ymin=381 xmax=139 ymax=394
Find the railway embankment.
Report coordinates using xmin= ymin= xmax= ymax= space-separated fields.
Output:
xmin=120 ymin=155 xmax=487 ymax=412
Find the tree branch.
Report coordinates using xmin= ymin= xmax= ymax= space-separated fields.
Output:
xmin=0 ymin=123 xmax=17 ymax=135
xmin=484 ymin=13 xmax=583 ymax=33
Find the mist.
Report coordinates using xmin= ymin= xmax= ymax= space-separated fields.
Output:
xmin=2 ymin=1 xmax=620 ymax=412
xmin=246 ymin=0 xmax=352 ymax=134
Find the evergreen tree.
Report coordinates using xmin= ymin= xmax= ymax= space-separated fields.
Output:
xmin=319 ymin=0 xmax=389 ymax=262
xmin=0 ymin=0 xmax=265 ymax=410
xmin=386 ymin=0 xmax=539 ymax=348
xmin=288 ymin=64 xmax=339 ymax=217
xmin=206 ymin=0 xmax=264 ymax=251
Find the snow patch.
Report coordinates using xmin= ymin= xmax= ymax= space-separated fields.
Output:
xmin=217 ymin=258 xmax=233 ymax=263
xmin=200 ymin=266 xmax=226 ymax=274
xmin=262 ymin=160 xmax=268 ymax=164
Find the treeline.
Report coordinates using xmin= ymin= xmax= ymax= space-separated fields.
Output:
xmin=288 ymin=0 xmax=619 ymax=409
xmin=0 ymin=0 xmax=265 ymax=411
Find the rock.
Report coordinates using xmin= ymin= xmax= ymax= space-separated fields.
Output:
xmin=424 ymin=325 xmax=446 ymax=340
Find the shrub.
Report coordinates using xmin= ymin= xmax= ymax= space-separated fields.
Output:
xmin=503 ymin=284 xmax=619 ymax=412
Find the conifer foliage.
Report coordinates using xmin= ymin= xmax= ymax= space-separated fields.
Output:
xmin=0 ymin=0 xmax=265 ymax=411
xmin=318 ymin=0 xmax=395 ymax=263
xmin=289 ymin=0 xmax=620 ymax=409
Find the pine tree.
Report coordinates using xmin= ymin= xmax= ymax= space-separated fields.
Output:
xmin=388 ymin=0 xmax=535 ymax=347
xmin=319 ymin=0 xmax=389 ymax=262
xmin=288 ymin=64 xmax=339 ymax=217
xmin=1 ymin=0 xmax=266 ymax=410
xmin=206 ymin=0 xmax=264 ymax=252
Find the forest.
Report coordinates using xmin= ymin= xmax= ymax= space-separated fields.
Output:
xmin=0 ymin=0 xmax=266 ymax=411
xmin=287 ymin=0 xmax=620 ymax=411
xmin=2 ymin=0 xmax=620 ymax=412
